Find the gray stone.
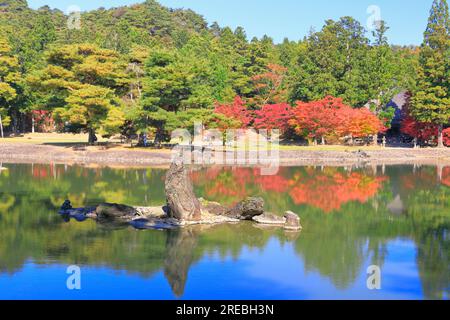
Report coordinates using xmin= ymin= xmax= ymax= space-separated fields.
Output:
xmin=165 ymin=161 xmax=202 ymax=222
xmin=201 ymin=201 xmax=228 ymax=216
xmin=226 ymin=197 xmax=265 ymax=220
xmin=253 ymin=212 xmax=287 ymax=225
xmin=284 ymin=211 xmax=302 ymax=230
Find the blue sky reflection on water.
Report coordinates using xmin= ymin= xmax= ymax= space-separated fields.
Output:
xmin=0 ymin=238 xmax=424 ymax=300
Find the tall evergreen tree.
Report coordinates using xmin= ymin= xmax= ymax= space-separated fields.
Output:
xmin=0 ymin=35 xmax=20 ymax=137
xmin=411 ymin=0 xmax=450 ymax=147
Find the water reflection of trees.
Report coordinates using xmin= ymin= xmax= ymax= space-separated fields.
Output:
xmin=192 ymin=166 xmax=387 ymax=213
xmin=0 ymin=164 xmax=448 ymax=299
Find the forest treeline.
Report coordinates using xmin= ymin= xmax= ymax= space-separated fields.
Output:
xmin=0 ymin=0 xmax=449 ymax=145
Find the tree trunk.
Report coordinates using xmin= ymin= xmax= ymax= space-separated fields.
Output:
xmin=154 ymin=125 xmax=164 ymax=148
xmin=372 ymin=134 xmax=378 ymax=146
xmin=437 ymin=124 xmax=444 ymax=148
xmin=0 ymin=115 xmax=3 ymax=138
xmin=20 ymin=112 xmax=25 ymax=133
xmin=321 ymin=137 xmax=325 ymax=145
xmin=88 ymin=128 xmax=97 ymax=145
xmin=32 ymin=114 xmax=35 ymax=133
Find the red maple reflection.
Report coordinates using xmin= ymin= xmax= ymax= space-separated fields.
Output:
xmin=442 ymin=167 xmax=450 ymax=187
xmin=289 ymin=170 xmax=387 ymax=213
xmin=254 ymin=174 xmax=290 ymax=193
xmin=191 ymin=166 xmax=387 ymax=212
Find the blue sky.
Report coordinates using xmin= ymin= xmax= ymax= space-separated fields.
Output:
xmin=28 ymin=0 xmax=433 ymax=45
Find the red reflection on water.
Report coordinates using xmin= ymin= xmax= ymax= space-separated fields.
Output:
xmin=400 ymin=166 xmax=450 ymax=189
xmin=191 ymin=166 xmax=388 ymax=213
xmin=32 ymin=164 xmax=49 ymax=178
xmin=289 ymin=169 xmax=387 ymax=213
xmin=442 ymin=167 xmax=450 ymax=187
xmin=255 ymin=174 xmax=290 ymax=193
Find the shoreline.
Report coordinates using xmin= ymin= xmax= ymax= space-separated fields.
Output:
xmin=1 ymin=142 xmax=450 ymax=168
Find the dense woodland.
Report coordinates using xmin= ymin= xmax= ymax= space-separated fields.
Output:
xmin=0 ymin=0 xmax=449 ymax=146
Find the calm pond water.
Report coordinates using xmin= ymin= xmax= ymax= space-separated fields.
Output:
xmin=0 ymin=163 xmax=448 ymax=300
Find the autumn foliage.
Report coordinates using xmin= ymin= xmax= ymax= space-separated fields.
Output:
xmin=214 ymin=95 xmax=386 ymax=143
xmin=253 ymin=103 xmax=293 ymax=134
xmin=289 ymin=96 xmax=385 ymax=142
xmin=30 ymin=110 xmax=54 ymax=132
xmin=214 ymin=96 xmax=252 ymax=128
xmin=401 ymin=113 xmax=450 ymax=146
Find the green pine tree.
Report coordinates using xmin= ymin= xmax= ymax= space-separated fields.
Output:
xmin=411 ymin=0 xmax=450 ymax=147
xmin=0 ymin=35 xmax=20 ymax=137
xmin=27 ymin=44 xmax=129 ymax=143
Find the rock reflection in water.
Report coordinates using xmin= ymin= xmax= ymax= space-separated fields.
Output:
xmin=164 ymin=227 xmax=199 ymax=297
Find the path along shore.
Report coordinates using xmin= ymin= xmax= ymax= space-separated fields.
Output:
xmin=1 ymin=143 xmax=450 ymax=167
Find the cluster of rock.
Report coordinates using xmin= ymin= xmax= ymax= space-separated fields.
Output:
xmin=59 ymin=161 xmax=302 ymax=232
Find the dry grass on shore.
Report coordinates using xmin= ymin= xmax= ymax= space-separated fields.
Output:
xmin=0 ymin=132 xmax=446 ymax=153
xmin=0 ymin=133 xmax=111 ymax=145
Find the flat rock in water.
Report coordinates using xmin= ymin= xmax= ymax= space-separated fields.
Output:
xmin=201 ymin=200 xmax=228 ymax=216
xmin=135 ymin=206 xmax=166 ymax=217
xmin=253 ymin=212 xmax=287 ymax=225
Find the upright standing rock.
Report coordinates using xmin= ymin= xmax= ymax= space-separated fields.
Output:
xmin=165 ymin=161 xmax=202 ymax=222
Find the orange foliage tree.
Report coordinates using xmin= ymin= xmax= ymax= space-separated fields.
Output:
xmin=289 ymin=96 xmax=385 ymax=144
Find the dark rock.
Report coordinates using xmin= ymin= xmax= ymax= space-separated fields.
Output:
xmin=59 ymin=204 xmax=96 ymax=222
xmin=253 ymin=212 xmax=287 ymax=225
xmin=69 ymin=210 xmax=89 ymax=222
xmin=226 ymin=197 xmax=265 ymax=220
xmin=165 ymin=161 xmax=202 ymax=222
xmin=284 ymin=211 xmax=302 ymax=230
xmin=162 ymin=205 xmax=171 ymax=215
xmin=61 ymin=200 xmax=73 ymax=211
xmin=96 ymin=203 xmax=138 ymax=221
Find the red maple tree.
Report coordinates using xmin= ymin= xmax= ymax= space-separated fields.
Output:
xmin=253 ymin=103 xmax=293 ymax=135
xmin=289 ymin=96 xmax=384 ymax=143
xmin=214 ymin=96 xmax=252 ymax=128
